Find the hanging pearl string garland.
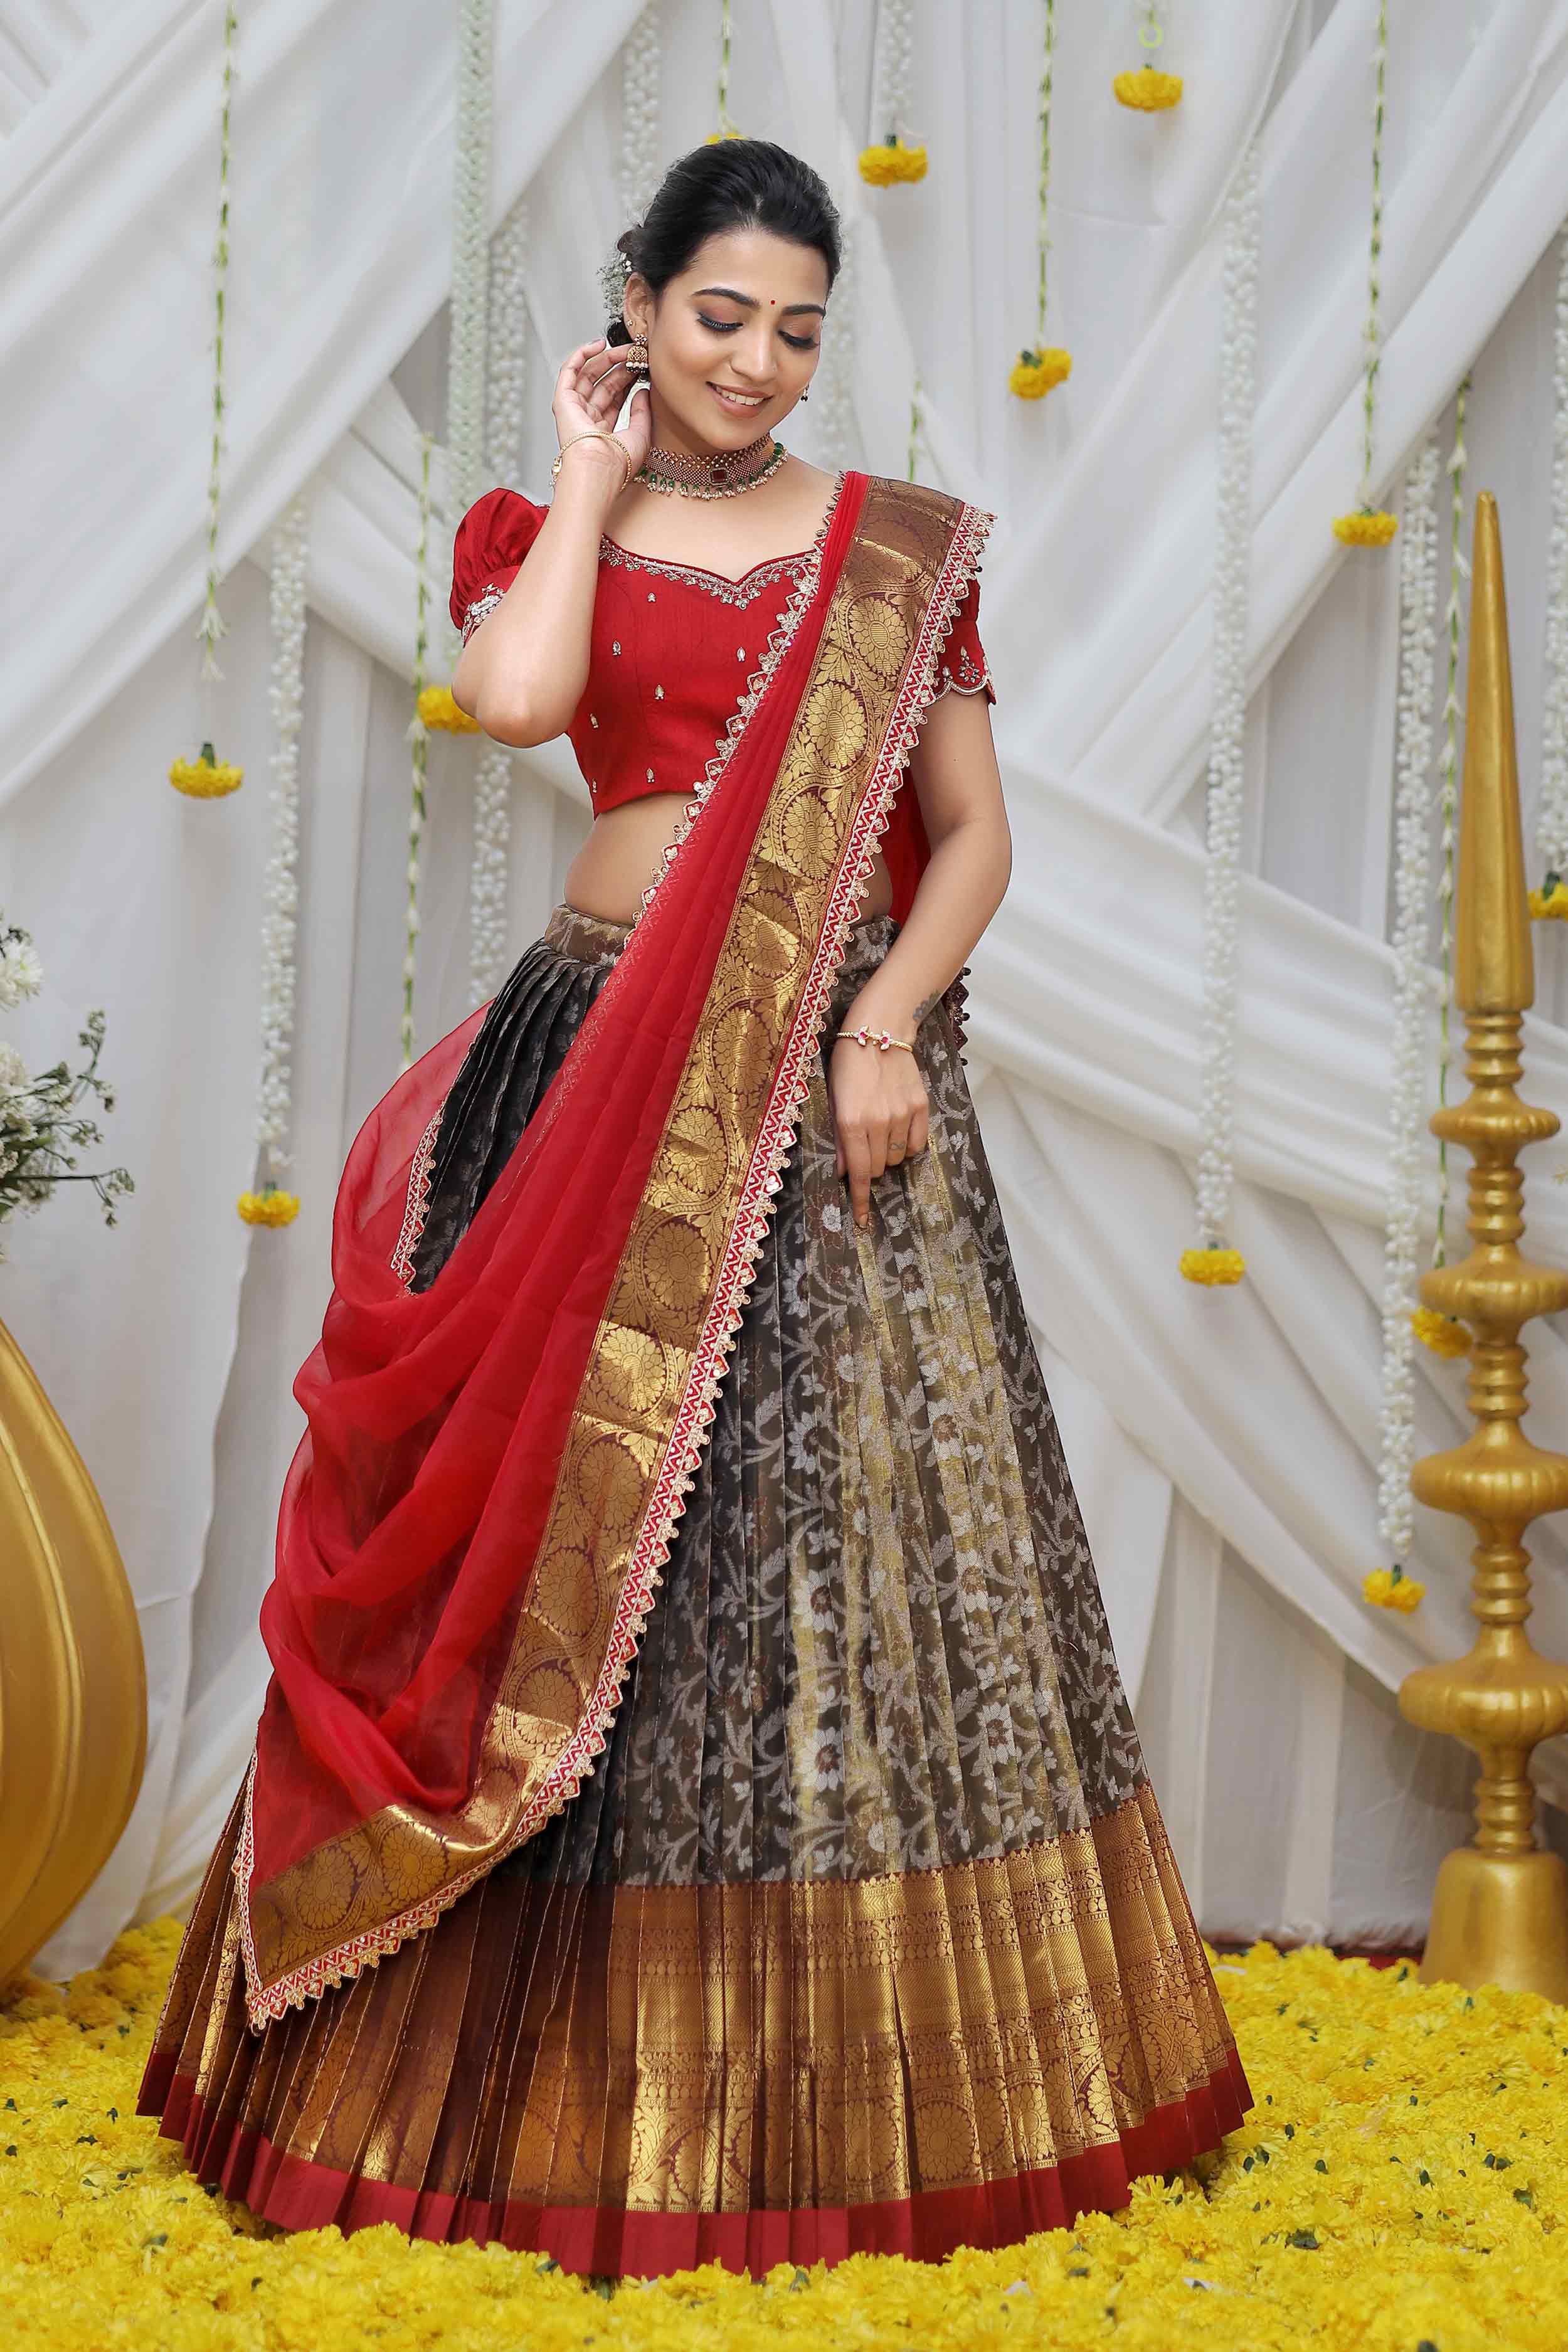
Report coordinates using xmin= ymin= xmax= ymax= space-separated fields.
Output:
xmin=1010 ymin=0 xmax=1070 ymax=400
xmin=169 ymin=3 xmax=244 ymax=801
xmin=1365 ymin=433 xmax=1442 ymax=1613
xmin=859 ymin=0 xmax=926 ymax=185
xmin=238 ymin=491 xmax=309 ymax=1230
xmin=1531 ymin=228 xmax=1568 ymax=920
xmin=1180 ymin=137 xmax=1262 ymax=1289
xmin=420 ymin=0 xmax=492 ymax=736
xmin=467 ymin=190 xmax=532 ymax=1012
xmin=1333 ymin=0 xmax=1399 ymax=548
xmin=813 ymin=214 xmax=859 ymax=474
xmin=1115 ymin=1 xmax=1184 ymax=111
xmin=619 ymin=4 xmax=662 ymax=221
xmin=402 ymin=437 xmax=435 ymax=1072
xmin=1416 ymin=378 xmax=1473 ymax=1318
xmin=708 ymin=0 xmax=743 ymax=140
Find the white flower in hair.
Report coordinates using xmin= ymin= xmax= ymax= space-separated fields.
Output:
xmin=597 ymin=247 xmax=634 ymax=323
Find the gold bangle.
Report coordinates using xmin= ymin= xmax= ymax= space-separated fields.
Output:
xmin=551 ymin=430 xmax=633 ymax=494
xmin=839 ymin=1024 xmax=916 ymax=1054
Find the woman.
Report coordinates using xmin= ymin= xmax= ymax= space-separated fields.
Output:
xmin=137 ymin=137 xmax=1251 ymax=2275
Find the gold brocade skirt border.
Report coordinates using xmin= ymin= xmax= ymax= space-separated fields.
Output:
xmin=138 ymin=1774 xmax=1251 ymax=2270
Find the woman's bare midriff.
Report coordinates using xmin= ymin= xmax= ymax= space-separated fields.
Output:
xmin=562 ymin=793 xmax=894 ymax=927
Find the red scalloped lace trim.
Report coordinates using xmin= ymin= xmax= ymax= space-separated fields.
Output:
xmin=389 ymin=1104 xmax=446 ymax=1288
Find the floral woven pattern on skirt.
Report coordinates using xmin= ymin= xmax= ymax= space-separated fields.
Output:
xmin=138 ymin=899 xmax=1252 ymax=2275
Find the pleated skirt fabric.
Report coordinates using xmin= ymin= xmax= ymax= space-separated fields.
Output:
xmin=137 ymin=899 xmax=1252 ymax=2275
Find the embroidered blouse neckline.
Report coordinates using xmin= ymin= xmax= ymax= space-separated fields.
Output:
xmin=597 ymin=468 xmax=848 ymax=595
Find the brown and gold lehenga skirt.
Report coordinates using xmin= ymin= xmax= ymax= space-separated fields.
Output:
xmin=137 ymin=898 xmax=1252 ymax=2274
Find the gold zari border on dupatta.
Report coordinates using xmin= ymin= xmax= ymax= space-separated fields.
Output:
xmin=238 ymin=475 xmax=995 ymax=2031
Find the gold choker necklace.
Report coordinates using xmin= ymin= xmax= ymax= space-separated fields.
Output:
xmin=634 ymin=433 xmax=787 ymax=498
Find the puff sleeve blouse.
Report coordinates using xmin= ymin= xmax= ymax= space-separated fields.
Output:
xmin=450 ymin=480 xmax=995 ymax=926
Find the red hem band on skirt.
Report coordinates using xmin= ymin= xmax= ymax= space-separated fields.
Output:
xmin=135 ymin=2044 xmax=1253 ymax=2277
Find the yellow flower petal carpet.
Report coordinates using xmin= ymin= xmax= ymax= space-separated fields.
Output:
xmin=6 ymin=1922 xmax=1567 ymax=2349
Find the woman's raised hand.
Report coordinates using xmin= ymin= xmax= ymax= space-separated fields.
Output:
xmin=551 ymin=337 xmax=652 ymax=485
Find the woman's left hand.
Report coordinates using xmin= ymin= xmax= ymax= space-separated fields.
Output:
xmin=829 ymin=1032 xmax=929 ymax=1229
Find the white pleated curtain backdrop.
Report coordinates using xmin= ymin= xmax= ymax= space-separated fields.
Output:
xmin=6 ymin=0 xmax=1568 ymax=1978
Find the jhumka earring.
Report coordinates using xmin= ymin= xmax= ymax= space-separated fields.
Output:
xmin=625 ymin=334 xmax=650 ymax=375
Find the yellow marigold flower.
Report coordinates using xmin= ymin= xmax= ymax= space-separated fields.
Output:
xmin=168 ymin=739 xmax=243 ymax=797
xmin=1009 ymin=346 xmax=1073 ymax=400
xmin=417 ymin=684 xmax=480 ymax=734
xmin=1333 ymin=509 xmax=1400 ymax=547
xmin=1364 ymin=1563 xmax=1425 ymax=1612
xmin=238 ymin=1184 xmax=300 ymax=1227
xmin=1180 ymin=1245 xmax=1246 ymax=1286
xmin=1529 ymin=870 xmax=1568 ymax=919
xmin=1114 ymin=67 xmax=1184 ymax=110
xmin=1412 ymin=1304 xmax=1469 ymax=1358
xmin=704 ymin=127 xmax=746 ymax=144
xmin=857 ymin=136 xmax=929 ymax=186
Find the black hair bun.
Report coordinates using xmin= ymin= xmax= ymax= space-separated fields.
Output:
xmin=605 ymin=317 xmax=632 ymax=346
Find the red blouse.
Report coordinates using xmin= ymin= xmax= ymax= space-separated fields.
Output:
xmin=450 ymin=474 xmax=995 ymax=925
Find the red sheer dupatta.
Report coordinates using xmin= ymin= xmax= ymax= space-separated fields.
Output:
xmin=236 ymin=470 xmax=995 ymax=2033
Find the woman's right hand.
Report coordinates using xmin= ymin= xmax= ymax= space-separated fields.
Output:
xmin=551 ymin=337 xmax=652 ymax=489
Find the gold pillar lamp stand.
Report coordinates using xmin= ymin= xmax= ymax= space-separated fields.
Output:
xmin=1398 ymin=491 xmax=1568 ymax=2000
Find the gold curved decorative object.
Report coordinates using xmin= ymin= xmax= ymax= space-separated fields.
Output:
xmin=1399 ymin=490 xmax=1568 ymax=1999
xmin=0 ymin=1310 xmax=146 ymax=1993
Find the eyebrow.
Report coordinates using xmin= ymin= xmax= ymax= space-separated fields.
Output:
xmin=691 ymin=284 xmax=828 ymax=318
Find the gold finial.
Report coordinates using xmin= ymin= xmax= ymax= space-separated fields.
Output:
xmin=1398 ymin=491 xmax=1568 ymax=1997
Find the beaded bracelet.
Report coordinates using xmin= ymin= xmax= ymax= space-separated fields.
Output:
xmin=839 ymin=1024 xmax=916 ymax=1054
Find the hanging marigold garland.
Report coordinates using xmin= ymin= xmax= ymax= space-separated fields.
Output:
xmin=1010 ymin=0 xmax=1071 ymax=400
xmin=1180 ymin=137 xmax=1262 ymax=1290
xmin=859 ymin=0 xmax=926 ymax=186
xmin=1364 ymin=432 xmax=1441 ymax=1611
xmin=1530 ymin=228 xmax=1568 ymax=920
xmin=1114 ymin=2 xmax=1183 ymax=111
xmin=169 ymin=3 xmax=243 ymax=799
xmin=1333 ymin=0 xmax=1399 ymax=548
xmin=236 ymin=490 xmax=309 ymax=1231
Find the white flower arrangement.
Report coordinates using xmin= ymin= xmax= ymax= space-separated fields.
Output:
xmin=1186 ymin=135 xmax=1262 ymax=1274
xmin=0 ymin=915 xmax=132 ymax=1260
xmin=1376 ymin=431 xmax=1443 ymax=1570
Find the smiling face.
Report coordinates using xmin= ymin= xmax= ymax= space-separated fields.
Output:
xmin=623 ymin=225 xmax=829 ymax=457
